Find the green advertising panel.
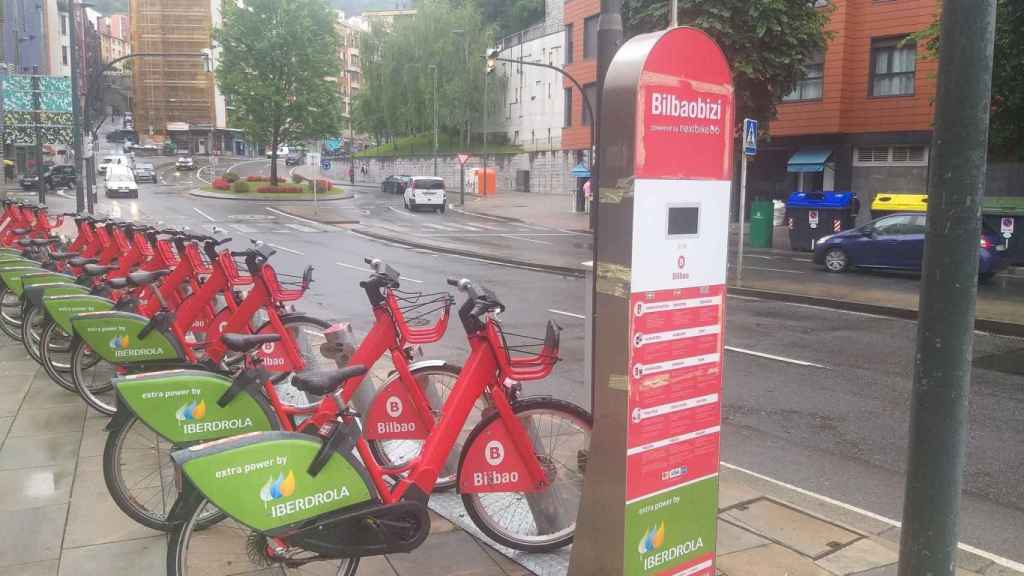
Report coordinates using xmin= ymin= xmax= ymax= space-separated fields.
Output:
xmin=24 ymin=283 xmax=89 ymax=308
xmin=43 ymin=294 xmax=114 ymax=332
xmin=624 ymin=478 xmax=718 ymax=576
xmin=70 ymin=311 xmax=183 ymax=363
xmin=0 ymin=266 xmax=44 ymax=291
xmin=18 ymin=272 xmax=77 ymax=294
xmin=178 ymin=432 xmax=373 ymax=532
xmin=116 ymin=369 xmax=276 ymax=443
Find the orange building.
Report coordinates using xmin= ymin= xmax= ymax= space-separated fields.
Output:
xmin=561 ymin=0 xmax=599 ymax=154
xmin=753 ymin=0 xmax=938 ymax=221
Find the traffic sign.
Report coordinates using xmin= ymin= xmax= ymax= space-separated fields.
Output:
xmin=743 ymin=118 xmax=758 ymax=156
xmin=1001 ymin=216 xmax=1014 ymax=238
xmin=320 ymin=159 xmax=331 ymax=171
xmin=457 ymin=154 xmax=471 ymax=166
xmin=808 ymin=209 xmax=819 ymax=229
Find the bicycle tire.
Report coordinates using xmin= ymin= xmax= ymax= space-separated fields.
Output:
xmin=20 ymin=303 xmax=45 ymax=363
xmin=258 ymin=314 xmax=333 ymax=397
xmin=70 ymin=337 xmax=118 ymax=415
xmin=458 ymin=396 xmax=592 ymax=553
xmin=0 ymin=286 xmax=24 ymax=340
xmin=103 ymin=396 xmax=277 ymax=532
xmin=39 ymin=318 xmax=77 ymax=392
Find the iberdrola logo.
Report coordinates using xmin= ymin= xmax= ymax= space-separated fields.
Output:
xmin=638 ymin=521 xmax=666 ymax=554
xmin=175 ymin=399 xmax=206 ymax=421
xmin=109 ymin=335 xmax=130 ymax=349
xmin=260 ymin=470 xmax=296 ymax=504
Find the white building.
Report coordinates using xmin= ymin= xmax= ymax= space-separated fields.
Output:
xmin=496 ymin=24 xmax=565 ymax=152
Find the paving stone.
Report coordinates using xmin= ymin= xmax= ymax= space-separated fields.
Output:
xmin=5 ymin=359 xmax=43 ymax=376
xmin=0 ymin=380 xmax=32 ymax=417
xmin=57 ymin=535 xmax=167 ymax=576
xmin=817 ymin=538 xmax=899 ymax=575
xmin=717 ymin=519 xmax=771 ymax=556
xmin=1 ymin=559 xmax=59 ymax=576
xmin=430 ymin=510 xmax=457 ymax=534
xmin=76 ymin=416 xmax=107 ymax=459
xmin=0 ymin=503 xmax=67 ymax=567
xmin=0 ymin=416 xmax=12 ymax=442
xmin=356 ymin=555 xmax=399 ymax=575
xmin=63 ymin=456 xmax=162 ymax=548
xmin=957 ymin=548 xmax=996 ymax=573
xmin=718 ymin=543 xmax=831 ymax=576
xmin=718 ymin=475 xmax=762 ymax=510
xmin=851 ymin=565 xmax=985 ymax=576
xmin=0 ymin=463 xmax=74 ymax=511
xmin=0 ymin=432 xmax=81 ymax=470
xmin=8 ymin=404 xmax=85 ymax=438
xmin=479 ymin=540 xmax=533 ymax=575
xmin=387 ymin=530 xmax=504 ymax=576
xmin=722 ymin=499 xmax=860 ymax=559
xmin=985 ymin=564 xmax=1024 ymax=576
xmin=23 ymin=374 xmax=87 ymax=407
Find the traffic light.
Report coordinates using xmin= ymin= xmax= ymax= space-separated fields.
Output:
xmin=486 ymin=48 xmax=499 ymax=74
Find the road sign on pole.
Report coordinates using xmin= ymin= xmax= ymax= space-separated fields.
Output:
xmin=457 ymin=154 xmax=470 ymax=166
xmin=737 ymin=118 xmax=757 ymax=286
xmin=320 ymin=159 xmax=331 ymax=171
xmin=743 ymin=118 xmax=758 ymax=156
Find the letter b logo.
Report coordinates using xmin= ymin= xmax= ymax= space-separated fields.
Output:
xmin=484 ymin=440 xmax=505 ymax=466
xmin=385 ymin=396 xmax=403 ymax=418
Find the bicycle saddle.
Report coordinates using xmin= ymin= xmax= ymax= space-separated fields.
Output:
xmin=83 ymin=264 xmax=118 ymax=277
xmin=69 ymin=256 xmax=99 ymax=267
xmin=126 ymin=269 xmax=169 ymax=287
xmin=221 ymin=333 xmax=281 ymax=353
xmin=291 ymin=366 xmax=368 ymax=396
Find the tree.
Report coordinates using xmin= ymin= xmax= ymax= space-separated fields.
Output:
xmin=214 ymin=0 xmax=343 ymax=182
xmin=910 ymin=0 xmax=1024 ymax=160
xmin=623 ymin=0 xmax=832 ymax=130
xmin=354 ymin=0 xmax=496 ymax=147
xmin=474 ymin=0 xmax=545 ymax=37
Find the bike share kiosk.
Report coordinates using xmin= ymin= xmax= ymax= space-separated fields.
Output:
xmin=569 ymin=27 xmax=733 ymax=576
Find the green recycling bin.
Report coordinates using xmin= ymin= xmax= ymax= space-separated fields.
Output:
xmin=748 ymin=199 xmax=774 ymax=249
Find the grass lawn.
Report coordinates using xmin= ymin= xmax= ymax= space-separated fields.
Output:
xmin=201 ymin=180 xmax=348 ymax=200
xmin=355 ymin=133 xmax=522 ymax=158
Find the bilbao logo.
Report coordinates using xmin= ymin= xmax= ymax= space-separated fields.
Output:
xmin=385 ymin=396 xmax=403 ymax=418
xmin=638 ymin=521 xmax=666 ymax=554
xmin=259 ymin=470 xmax=296 ymax=503
xmin=175 ymin=399 xmax=207 ymax=421
xmin=484 ymin=440 xmax=505 ymax=466
xmin=109 ymin=335 xmax=130 ymax=349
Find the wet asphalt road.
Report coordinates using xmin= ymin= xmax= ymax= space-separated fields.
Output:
xmin=37 ymin=148 xmax=1024 ymax=563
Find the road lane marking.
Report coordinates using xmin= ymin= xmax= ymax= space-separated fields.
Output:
xmin=419 ymin=232 xmax=574 ymax=238
xmin=727 ymin=264 xmax=805 ymax=274
xmin=791 ymin=257 xmax=814 ymax=262
xmin=548 ymin=309 xmax=585 ymax=319
xmin=448 ymin=223 xmax=486 ymax=231
xmin=265 ymin=207 xmax=321 ymax=227
xmin=747 ymin=254 xmax=773 ymax=259
xmin=387 ymin=205 xmax=415 ymax=218
xmin=724 ymin=346 xmax=826 ymax=368
xmin=422 ymin=222 xmax=458 ymax=231
xmin=335 ymin=261 xmax=423 ymax=283
xmin=284 ymin=223 xmax=319 ymax=233
xmin=504 ymin=234 xmax=553 ymax=245
xmin=460 ymin=222 xmax=506 ymax=231
xmin=193 ymin=207 xmax=216 ymax=222
xmin=447 ymin=206 xmax=508 ymax=222
xmin=229 ymin=223 xmax=258 ymax=233
xmin=719 ymin=461 xmax=1024 ymax=573
xmin=266 ymin=242 xmax=304 ymax=256
xmin=225 ymin=159 xmax=268 ymax=173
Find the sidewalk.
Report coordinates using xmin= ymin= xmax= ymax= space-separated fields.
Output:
xmin=0 ymin=339 xmax=1021 ymax=575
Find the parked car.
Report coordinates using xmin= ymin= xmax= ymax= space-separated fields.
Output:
xmin=134 ymin=162 xmax=157 ymax=183
xmin=813 ymin=213 xmax=1008 ymax=281
xmin=404 ymin=176 xmax=447 ymax=212
xmin=175 ymin=156 xmax=195 ymax=171
xmin=381 ymin=174 xmax=412 ymax=194
xmin=104 ymin=165 xmax=139 ymax=199
xmin=19 ymin=164 xmax=76 ymax=190
xmin=285 ymin=151 xmax=305 ymax=166
xmin=98 ymin=154 xmax=129 ymax=175
xmin=266 ymin=145 xmax=290 ymax=159
xmin=106 ymin=129 xmax=138 ymax=143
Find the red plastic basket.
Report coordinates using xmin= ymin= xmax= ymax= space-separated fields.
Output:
xmin=488 ymin=319 xmax=561 ymax=381
xmin=387 ymin=289 xmax=453 ymax=345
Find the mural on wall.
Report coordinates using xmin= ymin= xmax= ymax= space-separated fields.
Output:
xmin=2 ymin=75 xmax=74 ymax=145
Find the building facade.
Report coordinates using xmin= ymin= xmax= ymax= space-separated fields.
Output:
xmin=496 ymin=22 xmax=565 ymax=151
xmin=129 ymin=0 xmax=227 ymax=152
xmin=755 ymin=0 xmax=939 ymax=222
xmin=561 ymin=0 xmax=599 ymax=153
xmin=99 ymin=13 xmax=131 ymax=72
xmin=335 ymin=12 xmax=367 ymax=147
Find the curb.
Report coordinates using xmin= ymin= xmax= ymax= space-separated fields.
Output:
xmin=188 ymin=189 xmax=353 ymax=202
xmin=351 ymin=226 xmax=586 ymax=277
xmin=448 ymin=204 xmax=593 ymax=234
xmin=276 ymin=207 xmax=359 ymax=225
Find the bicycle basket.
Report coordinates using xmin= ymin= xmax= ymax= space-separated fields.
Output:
xmin=490 ymin=319 xmax=561 ymax=381
xmin=387 ymin=288 xmax=453 ymax=344
xmin=261 ymin=264 xmax=312 ymax=303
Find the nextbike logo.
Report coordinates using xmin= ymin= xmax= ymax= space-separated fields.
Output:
xmin=260 ymin=470 xmax=296 ymax=503
xmin=650 ymin=93 xmax=723 ymax=121
xmin=175 ymin=399 xmax=206 ymax=421
xmin=637 ymin=521 xmax=665 ymax=554
xmin=261 ymin=469 xmax=353 ymax=518
xmin=109 ymin=335 xmax=130 ymax=349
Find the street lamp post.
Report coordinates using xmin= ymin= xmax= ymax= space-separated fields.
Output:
xmin=62 ymin=0 xmax=86 ymax=213
xmin=452 ymin=29 xmax=467 ymax=147
xmin=428 ymin=64 xmax=438 ymax=176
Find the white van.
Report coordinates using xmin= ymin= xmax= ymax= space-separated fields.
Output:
xmin=98 ymin=154 xmax=130 ymax=175
xmin=105 ymin=164 xmax=139 ymax=199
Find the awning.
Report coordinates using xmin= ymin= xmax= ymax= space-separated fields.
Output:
xmin=570 ymin=162 xmax=591 ymax=178
xmin=787 ymin=147 xmax=833 ymax=173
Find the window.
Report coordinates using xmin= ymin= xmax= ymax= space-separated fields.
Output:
xmin=582 ymin=83 xmax=597 ymax=125
xmin=583 ymin=15 xmax=599 ymax=59
xmin=62 ymin=46 xmax=68 ymax=66
xmin=854 ymin=145 xmax=928 ymax=166
xmin=783 ymin=51 xmax=824 ymax=101
xmin=564 ymin=88 xmax=572 ymax=127
xmin=873 ymin=214 xmax=921 ymax=236
xmin=350 ymin=54 xmax=359 ymax=68
xmin=870 ymin=38 xmax=915 ymax=97
xmin=565 ymin=24 xmax=574 ymax=65
xmin=61 ymin=15 xmax=68 ymax=35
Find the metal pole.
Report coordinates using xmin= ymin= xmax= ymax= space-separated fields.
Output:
xmin=31 ymin=66 xmax=47 ymax=204
xmin=459 ymin=162 xmax=465 ymax=206
xmin=68 ymin=0 xmax=85 ymax=213
xmin=897 ymin=2 xmax=996 ymax=576
xmin=737 ymin=153 xmax=747 ymax=285
xmin=431 ymin=65 xmax=438 ymax=176
xmin=596 ymin=0 xmax=622 ymax=231
xmin=482 ymin=69 xmax=488 ymax=197
xmin=670 ymin=0 xmax=678 ymax=28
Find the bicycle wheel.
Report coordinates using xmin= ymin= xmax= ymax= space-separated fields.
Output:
xmin=70 ymin=338 xmax=118 ymax=415
xmin=263 ymin=315 xmax=334 ymax=408
xmin=460 ymin=397 xmax=592 ymax=553
xmin=39 ymin=319 xmax=77 ymax=392
xmin=367 ymin=363 xmax=486 ymax=491
xmin=104 ymin=415 xmax=233 ymax=532
xmin=0 ymin=286 xmax=24 ymax=340
xmin=167 ymin=498 xmax=360 ymax=576
xmin=20 ymin=303 xmax=46 ymax=363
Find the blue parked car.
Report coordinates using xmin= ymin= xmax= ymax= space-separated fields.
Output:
xmin=813 ymin=212 xmax=1008 ymax=281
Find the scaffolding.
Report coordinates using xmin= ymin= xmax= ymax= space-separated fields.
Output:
xmin=129 ymin=0 xmax=214 ymax=139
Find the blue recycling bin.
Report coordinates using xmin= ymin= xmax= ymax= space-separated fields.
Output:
xmin=785 ymin=191 xmax=858 ymax=252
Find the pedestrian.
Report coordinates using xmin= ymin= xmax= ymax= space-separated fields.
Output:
xmin=349 ymin=165 xmax=355 ymax=185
